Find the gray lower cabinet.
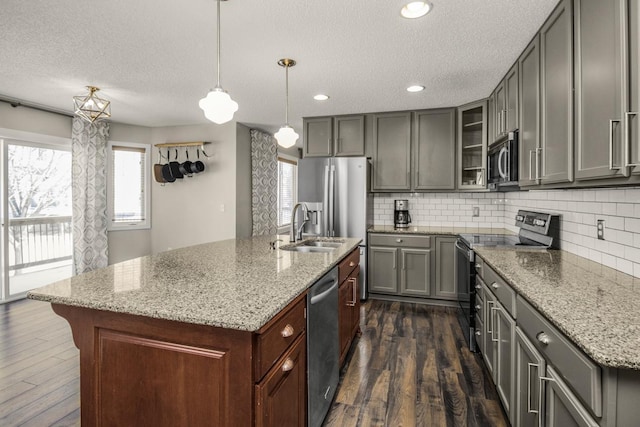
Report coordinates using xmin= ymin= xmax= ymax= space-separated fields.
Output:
xmin=518 ymin=35 xmax=541 ymax=187
xmin=480 ymin=278 xmax=497 ymax=379
xmin=434 ymin=236 xmax=458 ymax=300
xmin=539 ymin=0 xmax=574 ymax=185
xmin=515 ymin=327 xmax=545 ymax=427
xmin=412 ymin=109 xmax=456 ymax=190
xmin=574 ymin=0 xmax=627 ymax=180
xmin=371 ymin=112 xmax=412 ymax=191
xmin=544 ymin=366 xmax=598 ymax=427
xmin=399 ymin=248 xmax=431 ymax=297
xmin=368 ymin=246 xmax=398 ymax=294
xmin=303 ymin=115 xmax=365 ymax=158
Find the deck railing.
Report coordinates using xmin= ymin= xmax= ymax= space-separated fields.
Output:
xmin=8 ymin=216 xmax=73 ymax=271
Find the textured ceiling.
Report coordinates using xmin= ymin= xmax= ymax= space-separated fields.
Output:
xmin=0 ymin=0 xmax=559 ymax=136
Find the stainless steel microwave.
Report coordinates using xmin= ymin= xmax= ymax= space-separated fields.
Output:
xmin=487 ymin=130 xmax=519 ymax=191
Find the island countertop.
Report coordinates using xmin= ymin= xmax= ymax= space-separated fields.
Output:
xmin=475 ymin=247 xmax=640 ymax=370
xmin=27 ymin=235 xmax=361 ymax=332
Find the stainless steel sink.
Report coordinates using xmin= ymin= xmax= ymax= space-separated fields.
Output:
xmin=280 ymin=239 xmax=345 ymax=253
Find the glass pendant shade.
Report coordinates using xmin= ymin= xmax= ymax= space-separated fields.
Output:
xmin=73 ymin=86 xmax=111 ymax=123
xmin=275 ymin=125 xmax=299 ymax=148
xmin=199 ymin=87 xmax=238 ymax=124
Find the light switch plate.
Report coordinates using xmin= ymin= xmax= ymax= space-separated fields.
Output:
xmin=472 ymin=207 xmax=480 ymax=217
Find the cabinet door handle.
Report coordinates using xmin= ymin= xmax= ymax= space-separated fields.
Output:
xmin=347 ymin=277 xmax=357 ymax=306
xmin=529 ymin=150 xmax=534 ymax=181
xmin=625 ymin=112 xmax=640 ymax=168
xmin=609 ymin=119 xmax=622 ymax=170
xmin=351 ymin=278 xmax=357 ymax=306
xmin=535 ymin=147 xmax=542 ymax=180
xmin=281 ymin=357 xmax=295 ymax=372
xmin=538 ymin=375 xmax=556 ymax=427
xmin=527 ymin=363 xmax=540 ymax=414
xmin=281 ymin=324 xmax=294 ymax=338
xmin=490 ymin=306 xmax=500 ymax=342
xmin=402 ymin=252 xmax=406 ymax=270
xmin=486 ymin=301 xmax=494 ymax=335
xmin=349 ymin=261 xmax=355 ymax=267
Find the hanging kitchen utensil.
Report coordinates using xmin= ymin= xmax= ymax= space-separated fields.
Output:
xmin=179 ymin=147 xmax=194 ymax=177
xmin=169 ymin=148 xmax=184 ymax=179
xmin=161 ymin=149 xmax=176 ymax=183
xmin=191 ymin=148 xmax=206 ymax=173
xmin=154 ymin=148 xmax=167 ymax=183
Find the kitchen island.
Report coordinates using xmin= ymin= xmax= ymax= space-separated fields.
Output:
xmin=28 ymin=235 xmax=361 ymax=427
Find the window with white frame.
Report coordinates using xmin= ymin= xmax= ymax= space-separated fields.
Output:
xmin=277 ymin=157 xmax=297 ymax=227
xmin=107 ymin=141 xmax=150 ymax=230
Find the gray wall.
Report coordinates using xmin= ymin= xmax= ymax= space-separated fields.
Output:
xmin=0 ymin=102 xmax=71 ymax=138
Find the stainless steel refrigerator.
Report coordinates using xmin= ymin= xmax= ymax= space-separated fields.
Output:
xmin=297 ymin=156 xmax=373 ymax=300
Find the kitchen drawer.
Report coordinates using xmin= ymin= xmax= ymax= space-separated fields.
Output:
xmin=517 ymin=296 xmax=602 ymax=417
xmin=338 ymin=248 xmax=360 ymax=284
xmin=369 ymin=233 xmax=431 ymax=248
xmin=474 ymin=278 xmax=484 ymax=302
xmin=255 ymin=297 xmax=306 ymax=381
xmin=474 ymin=292 xmax=484 ymax=320
xmin=480 ymin=262 xmax=516 ymax=318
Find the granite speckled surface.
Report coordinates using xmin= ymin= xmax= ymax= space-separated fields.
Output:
xmin=27 ymin=236 xmax=361 ymax=332
xmin=369 ymin=225 xmax=515 ymax=236
xmin=475 ymin=247 xmax=640 ymax=370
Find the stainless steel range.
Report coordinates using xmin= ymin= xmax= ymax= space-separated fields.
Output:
xmin=455 ymin=210 xmax=560 ymax=352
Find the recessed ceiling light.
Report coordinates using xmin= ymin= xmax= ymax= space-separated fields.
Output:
xmin=313 ymin=94 xmax=330 ymax=101
xmin=406 ymin=85 xmax=425 ymax=93
xmin=401 ymin=1 xmax=432 ymax=19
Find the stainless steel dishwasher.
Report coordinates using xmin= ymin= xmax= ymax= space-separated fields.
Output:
xmin=307 ymin=266 xmax=339 ymax=427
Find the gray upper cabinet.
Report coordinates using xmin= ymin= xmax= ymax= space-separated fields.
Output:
xmin=368 ymin=246 xmax=398 ymax=294
xmin=412 ymin=109 xmax=456 ymax=190
xmin=303 ymin=115 xmax=364 ymax=158
xmin=457 ymin=100 xmax=487 ymax=190
xmin=488 ymin=91 xmax=496 ymax=145
xmin=519 ymin=35 xmax=541 ymax=187
xmin=505 ymin=63 xmax=519 ymax=134
xmin=574 ymin=0 xmax=627 ymax=180
xmin=539 ymin=0 xmax=574 ymax=185
xmin=303 ymin=117 xmax=333 ymax=157
xmin=372 ymin=112 xmax=412 ymax=191
xmin=630 ymin=0 xmax=640 ymax=175
xmin=334 ymin=115 xmax=365 ymax=156
xmin=494 ymin=81 xmax=507 ymax=141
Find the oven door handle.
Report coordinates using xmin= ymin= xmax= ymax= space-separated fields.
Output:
xmin=455 ymin=239 xmax=470 ymax=258
xmin=498 ymin=146 xmax=507 ymax=179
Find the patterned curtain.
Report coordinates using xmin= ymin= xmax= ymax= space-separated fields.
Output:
xmin=250 ymin=129 xmax=278 ymax=236
xmin=71 ymin=117 xmax=110 ymax=273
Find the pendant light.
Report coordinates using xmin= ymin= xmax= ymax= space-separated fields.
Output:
xmin=199 ymin=0 xmax=238 ymax=124
xmin=73 ymin=86 xmax=111 ymax=123
xmin=274 ymin=58 xmax=299 ymax=148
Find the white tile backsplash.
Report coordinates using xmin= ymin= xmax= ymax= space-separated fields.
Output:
xmin=372 ymin=187 xmax=640 ymax=279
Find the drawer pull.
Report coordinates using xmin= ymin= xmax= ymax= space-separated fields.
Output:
xmin=281 ymin=324 xmax=295 ymax=338
xmin=475 ymin=284 xmax=481 ymax=290
xmin=475 ymin=330 xmax=482 ymax=336
xmin=349 ymin=261 xmax=356 ymax=267
xmin=536 ymin=332 xmax=551 ymax=345
xmin=475 ymin=263 xmax=481 ymax=269
xmin=281 ymin=358 xmax=295 ymax=372
xmin=396 ymin=238 xmax=403 ymax=243
xmin=491 ymin=282 xmax=499 ymax=289
xmin=527 ymin=363 xmax=540 ymax=414
xmin=475 ymin=304 xmax=482 ymax=310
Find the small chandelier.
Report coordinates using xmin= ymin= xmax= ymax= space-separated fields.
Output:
xmin=73 ymin=86 xmax=111 ymax=123
xmin=199 ymin=0 xmax=238 ymax=124
xmin=274 ymin=58 xmax=299 ymax=148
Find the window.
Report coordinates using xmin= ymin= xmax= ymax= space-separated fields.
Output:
xmin=277 ymin=157 xmax=297 ymax=227
xmin=107 ymin=141 xmax=150 ymax=230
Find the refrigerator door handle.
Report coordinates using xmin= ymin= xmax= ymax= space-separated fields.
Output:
xmin=323 ymin=165 xmax=330 ymax=237
xmin=328 ymin=165 xmax=335 ymax=237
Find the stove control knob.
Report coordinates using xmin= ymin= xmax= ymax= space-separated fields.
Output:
xmin=534 ymin=219 xmax=546 ymax=227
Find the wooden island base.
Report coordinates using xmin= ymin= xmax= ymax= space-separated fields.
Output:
xmin=52 ymin=295 xmax=307 ymax=427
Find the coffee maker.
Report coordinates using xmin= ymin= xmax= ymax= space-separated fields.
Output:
xmin=394 ymin=199 xmax=411 ymax=228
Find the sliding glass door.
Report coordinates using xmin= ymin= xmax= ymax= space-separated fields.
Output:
xmin=1 ymin=138 xmax=73 ymax=302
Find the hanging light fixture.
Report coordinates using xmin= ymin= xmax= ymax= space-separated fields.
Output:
xmin=73 ymin=86 xmax=111 ymax=123
xmin=199 ymin=0 xmax=238 ymax=124
xmin=274 ymin=58 xmax=299 ymax=148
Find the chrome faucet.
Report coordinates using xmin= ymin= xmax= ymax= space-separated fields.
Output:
xmin=290 ymin=203 xmax=309 ymax=242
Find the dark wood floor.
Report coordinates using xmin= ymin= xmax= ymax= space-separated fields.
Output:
xmin=0 ymin=299 xmax=507 ymax=427
xmin=324 ymin=300 xmax=508 ymax=427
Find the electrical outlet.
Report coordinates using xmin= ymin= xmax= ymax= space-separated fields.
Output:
xmin=597 ymin=219 xmax=605 ymax=240
xmin=472 ymin=206 xmax=480 ymax=217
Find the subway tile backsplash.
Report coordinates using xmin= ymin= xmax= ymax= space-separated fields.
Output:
xmin=373 ymin=187 xmax=640 ymax=278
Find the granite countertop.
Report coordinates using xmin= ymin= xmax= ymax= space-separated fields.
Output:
xmin=28 ymin=236 xmax=361 ymax=332
xmin=369 ymin=225 xmax=515 ymax=236
xmin=475 ymin=247 xmax=640 ymax=370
